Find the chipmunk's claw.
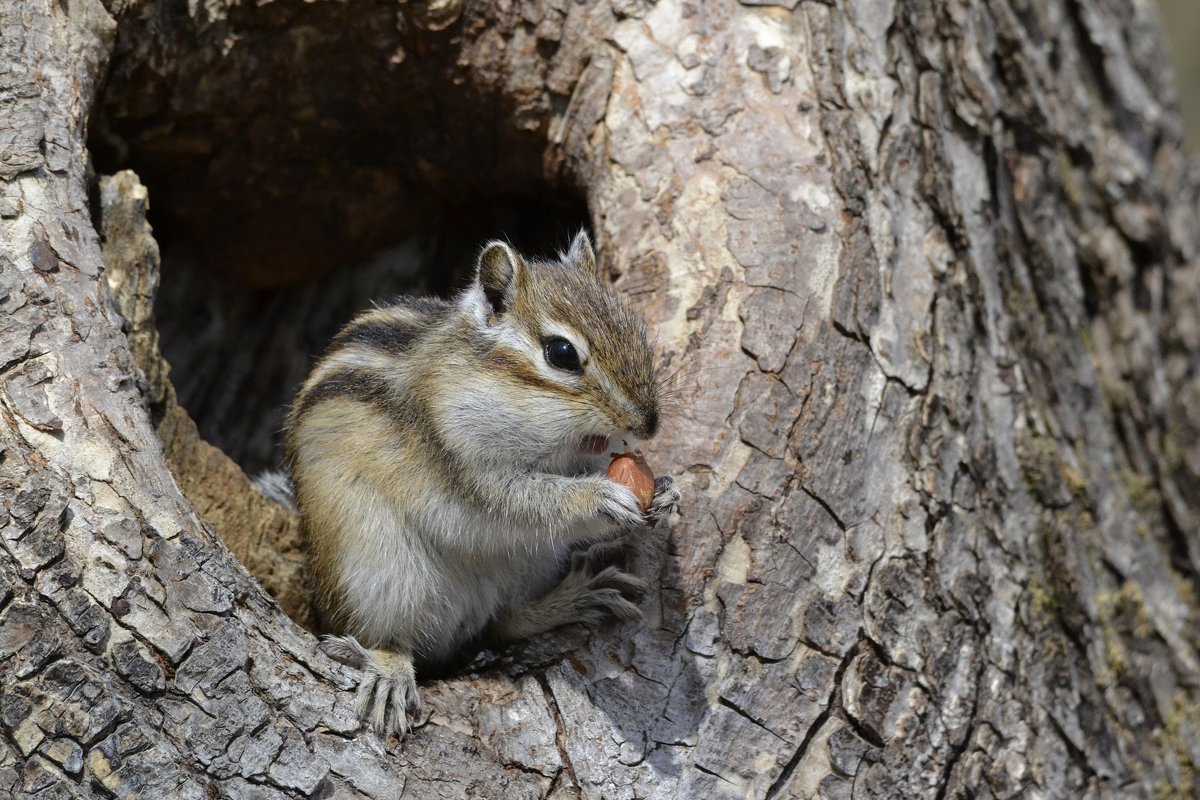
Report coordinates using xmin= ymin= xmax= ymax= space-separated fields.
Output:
xmin=646 ymin=476 xmax=681 ymax=528
xmin=321 ymin=635 xmax=421 ymax=737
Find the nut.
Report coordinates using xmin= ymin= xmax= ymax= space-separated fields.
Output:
xmin=607 ymin=452 xmax=655 ymax=512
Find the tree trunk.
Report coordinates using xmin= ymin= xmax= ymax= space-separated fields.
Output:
xmin=2 ymin=0 xmax=1199 ymax=797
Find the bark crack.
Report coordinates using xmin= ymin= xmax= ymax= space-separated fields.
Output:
xmin=764 ymin=636 xmax=863 ymax=799
xmin=931 ymin=653 xmax=985 ymax=800
xmin=799 ymin=485 xmax=848 ymax=531
xmin=535 ymin=672 xmax=580 ymax=794
xmin=716 ymin=695 xmax=790 ymax=744
xmin=693 ymin=762 xmax=742 ymax=789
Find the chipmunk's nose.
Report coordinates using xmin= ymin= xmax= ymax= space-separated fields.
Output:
xmin=642 ymin=409 xmax=659 ymax=439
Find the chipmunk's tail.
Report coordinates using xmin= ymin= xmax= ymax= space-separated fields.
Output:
xmin=252 ymin=469 xmax=298 ymax=511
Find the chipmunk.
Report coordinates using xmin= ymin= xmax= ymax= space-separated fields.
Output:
xmin=281 ymin=231 xmax=680 ymax=736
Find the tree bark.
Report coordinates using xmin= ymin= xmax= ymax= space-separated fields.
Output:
xmin=2 ymin=0 xmax=1199 ymax=798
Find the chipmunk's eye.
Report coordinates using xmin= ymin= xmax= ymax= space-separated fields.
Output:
xmin=543 ymin=337 xmax=582 ymax=373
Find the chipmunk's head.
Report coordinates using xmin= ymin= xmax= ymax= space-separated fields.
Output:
xmin=460 ymin=231 xmax=660 ymax=467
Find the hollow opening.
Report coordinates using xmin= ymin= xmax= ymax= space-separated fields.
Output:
xmin=89 ymin=3 xmax=597 ymax=637
xmin=90 ymin=2 xmax=590 ymax=475
xmin=136 ymin=196 xmax=589 ymax=475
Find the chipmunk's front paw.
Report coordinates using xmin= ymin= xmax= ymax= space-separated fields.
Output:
xmin=646 ymin=475 xmax=681 ymax=528
xmin=320 ymin=635 xmax=421 ymax=737
xmin=597 ymin=479 xmax=647 ymax=529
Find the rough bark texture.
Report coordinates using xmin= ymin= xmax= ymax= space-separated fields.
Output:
xmin=2 ymin=1 xmax=1199 ymax=799
xmin=98 ymin=169 xmax=315 ymax=630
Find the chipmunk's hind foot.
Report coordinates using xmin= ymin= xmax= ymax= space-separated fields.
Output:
xmin=490 ymin=562 xmax=647 ymax=642
xmin=320 ymin=635 xmax=422 ymax=737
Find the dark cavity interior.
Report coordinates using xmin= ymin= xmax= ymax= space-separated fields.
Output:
xmin=89 ymin=2 xmax=588 ymax=473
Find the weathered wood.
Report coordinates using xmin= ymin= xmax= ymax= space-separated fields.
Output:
xmin=1 ymin=0 xmax=1198 ymax=798
xmin=99 ymin=169 xmax=315 ymax=629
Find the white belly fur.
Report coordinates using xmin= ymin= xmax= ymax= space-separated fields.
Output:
xmin=337 ymin=488 xmax=563 ymax=663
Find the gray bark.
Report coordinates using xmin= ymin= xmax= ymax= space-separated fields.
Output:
xmin=2 ymin=0 xmax=1199 ymax=798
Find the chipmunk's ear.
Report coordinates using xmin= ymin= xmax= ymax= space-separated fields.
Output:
xmin=565 ymin=229 xmax=600 ymax=277
xmin=476 ymin=241 xmax=523 ymax=315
